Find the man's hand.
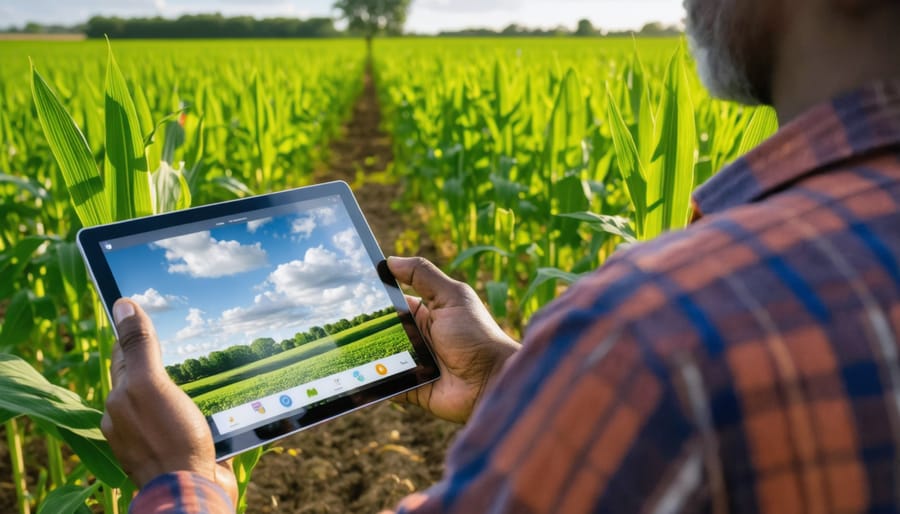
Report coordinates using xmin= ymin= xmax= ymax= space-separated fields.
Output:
xmin=101 ymin=298 xmax=237 ymax=502
xmin=387 ymin=257 xmax=519 ymax=424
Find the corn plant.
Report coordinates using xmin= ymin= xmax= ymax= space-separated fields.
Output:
xmin=376 ymin=38 xmax=778 ymax=330
xmin=0 ymin=39 xmax=364 ymax=513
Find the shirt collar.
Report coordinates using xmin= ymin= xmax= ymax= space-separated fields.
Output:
xmin=692 ymin=79 xmax=900 ymax=218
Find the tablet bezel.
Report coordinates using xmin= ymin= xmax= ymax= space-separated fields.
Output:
xmin=77 ymin=181 xmax=440 ymax=460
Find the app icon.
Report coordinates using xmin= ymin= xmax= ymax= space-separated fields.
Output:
xmin=251 ymin=401 xmax=266 ymax=414
xmin=306 ymin=387 xmax=319 ymax=398
xmin=353 ymin=370 xmax=365 ymax=382
xmin=279 ymin=395 xmax=293 ymax=407
xmin=375 ymin=363 xmax=388 ymax=376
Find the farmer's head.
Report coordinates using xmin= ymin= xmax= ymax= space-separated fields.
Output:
xmin=684 ymin=0 xmax=900 ymax=114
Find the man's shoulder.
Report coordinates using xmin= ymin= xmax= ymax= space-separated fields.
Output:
xmin=533 ymin=192 xmax=833 ymax=353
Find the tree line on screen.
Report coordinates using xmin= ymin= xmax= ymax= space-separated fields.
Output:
xmin=165 ymin=307 xmax=395 ymax=385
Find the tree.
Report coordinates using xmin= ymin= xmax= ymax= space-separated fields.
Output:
xmin=250 ymin=337 xmax=279 ymax=359
xmin=575 ymin=18 xmax=595 ymax=37
xmin=333 ymin=0 xmax=412 ymax=53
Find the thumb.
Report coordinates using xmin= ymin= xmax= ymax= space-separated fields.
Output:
xmin=387 ymin=256 xmax=467 ymax=306
xmin=111 ymin=299 xmax=164 ymax=387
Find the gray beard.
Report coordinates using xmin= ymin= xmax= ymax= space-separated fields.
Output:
xmin=685 ymin=0 xmax=763 ymax=105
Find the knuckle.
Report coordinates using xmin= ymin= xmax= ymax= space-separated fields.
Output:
xmin=116 ymin=324 xmax=156 ymax=353
xmin=100 ymin=413 xmax=114 ymax=439
xmin=105 ymin=389 xmax=126 ymax=412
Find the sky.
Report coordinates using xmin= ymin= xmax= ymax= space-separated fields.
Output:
xmin=0 ymin=0 xmax=686 ymax=33
xmin=104 ymin=200 xmax=393 ymax=366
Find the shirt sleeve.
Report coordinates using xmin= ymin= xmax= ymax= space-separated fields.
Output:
xmin=393 ymin=278 xmax=705 ymax=514
xmin=129 ymin=472 xmax=234 ymax=514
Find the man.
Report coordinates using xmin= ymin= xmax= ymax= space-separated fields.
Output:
xmin=102 ymin=0 xmax=900 ymax=511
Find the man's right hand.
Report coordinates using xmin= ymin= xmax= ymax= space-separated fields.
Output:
xmin=387 ymin=256 xmax=519 ymax=424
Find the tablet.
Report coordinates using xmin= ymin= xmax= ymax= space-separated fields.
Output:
xmin=78 ymin=181 xmax=440 ymax=460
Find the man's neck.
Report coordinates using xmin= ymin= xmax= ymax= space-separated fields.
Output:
xmin=771 ymin=5 xmax=900 ymax=124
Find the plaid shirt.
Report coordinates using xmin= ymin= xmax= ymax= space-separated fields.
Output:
xmin=132 ymin=80 xmax=900 ymax=513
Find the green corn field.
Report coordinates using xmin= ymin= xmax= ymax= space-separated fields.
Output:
xmin=0 ymin=37 xmax=776 ymax=512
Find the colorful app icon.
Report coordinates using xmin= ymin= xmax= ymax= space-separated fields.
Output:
xmin=279 ymin=395 xmax=293 ymax=407
xmin=251 ymin=401 xmax=266 ymax=414
xmin=353 ymin=370 xmax=365 ymax=382
xmin=375 ymin=363 xmax=388 ymax=376
xmin=306 ymin=387 xmax=319 ymax=398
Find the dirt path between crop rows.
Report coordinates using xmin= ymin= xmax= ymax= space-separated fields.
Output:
xmin=244 ymin=62 xmax=459 ymax=514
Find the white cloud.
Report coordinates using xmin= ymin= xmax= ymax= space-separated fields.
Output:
xmin=246 ymin=217 xmax=272 ymax=234
xmin=332 ymin=228 xmax=366 ymax=263
xmin=290 ymin=206 xmax=339 ymax=239
xmin=175 ymin=307 xmax=207 ymax=341
xmin=204 ymin=244 xmax=388 ymax=342
xmin=130 ymin=288 xmax=182 ymax=312
xmin=291 ymin=217 xmax=317 ymax=238
xmin=154 ymin=231 xmax=268 ymax=278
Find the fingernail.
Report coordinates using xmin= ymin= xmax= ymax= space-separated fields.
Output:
xmin=113 ymin=301 xmax=135 ymax=324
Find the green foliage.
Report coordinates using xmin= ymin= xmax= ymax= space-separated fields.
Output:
xmin=192 ymin=323 xmax=412 ymax=415
xmin=4 ymin=39 xmax=365 ymax=513
xmin=377 ymin=38 xmax=777 ymax=326
xmin=333 ymin=0 xmax=412 ymax=41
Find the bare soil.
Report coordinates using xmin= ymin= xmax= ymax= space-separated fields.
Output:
xmin=242 ymin=62 xmax=458 ymax=513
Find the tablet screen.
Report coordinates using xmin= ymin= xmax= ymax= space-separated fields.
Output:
xmin=80 ymin=183 xmax=438 ymax=458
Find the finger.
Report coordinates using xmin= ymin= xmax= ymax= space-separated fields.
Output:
xmin=110 ymin=341 xmax=126 ymax=389
xmin=112 ymin=299 xmax=165 ymax=382
xmin=403 ymin=293 xmax=420 ymax=311
xmin=387 ymin=256 xmax=458 ymax=304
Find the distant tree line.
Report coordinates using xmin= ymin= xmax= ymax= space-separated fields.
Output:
xmin=2 ymin=16 xmax=681 ymax=39
xmin=165 ymin=307 xmax=395 ymax=385
xmin=437 ymin=19 xmax=682 ymax=38
xmin=81 ymin=14 xmax=339 ymax=39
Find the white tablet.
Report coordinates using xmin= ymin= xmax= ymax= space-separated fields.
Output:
xmin=78 ymin=181 xmax=439 ymax=459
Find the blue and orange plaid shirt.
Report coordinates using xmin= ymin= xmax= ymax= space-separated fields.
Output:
xmin=132 ymin=80 xmax=900 ymax=513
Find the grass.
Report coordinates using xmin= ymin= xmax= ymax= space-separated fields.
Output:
xmin=192 ymin=323 xmax=414 ymax=415
xmin=180 ymin=314 xmax=404 ymax=397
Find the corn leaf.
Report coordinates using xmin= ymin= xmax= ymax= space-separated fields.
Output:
xmin=104 ymin=40 xmax=152 ymax=221
xmin=648 ymin=45 xmax=696 ymax=236
xmin=606 ymin=84 xmax=647 ymax=237
xmin=0 ymin=354 xmax=127 ymax=487
xmin=151 ymin=161 xmax=192 ymax=214
xmin=1 ymin=290 xmax=34 ymax=346
xmin=521 ymin=267 xmax=583 ymax=306
xmin=37 ymin=483 xmax=99 ymax=514
xmin=30 ymin=65 xmax=108 ymax=227
xmin=736 ymin=106 xmax=778 ymax=157
xmin=449 ymin=245 xmax=511 ymax=271
xmin=486 ymin=281 xmax=508 ymax=318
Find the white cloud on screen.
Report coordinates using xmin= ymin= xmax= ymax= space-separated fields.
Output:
xmin=175 ymin=308 xmax=207 ymax=340
xmin=290 ymin=206 xmax=338 ymax=239
xmin=130 ymin=288 xmax=183 ymax=312
xmin=246 ymin=217 xmax=272 ymax=233
xmin=154 ymin=231 xmax=268 ymax=278
xmin=169 ymin=241 xmax=387 ymax=350
xmin=332 ymin=228 xmax=366 ymax=263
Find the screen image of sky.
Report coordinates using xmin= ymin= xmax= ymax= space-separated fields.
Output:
xmin=104 ymin=201 xmax=393 ymax=367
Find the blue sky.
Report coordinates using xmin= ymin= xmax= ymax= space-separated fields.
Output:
xmin=105 ymin=203 xmax=393 ymax=366
xmin=0 ymin=0 xmax=685 ymax=33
